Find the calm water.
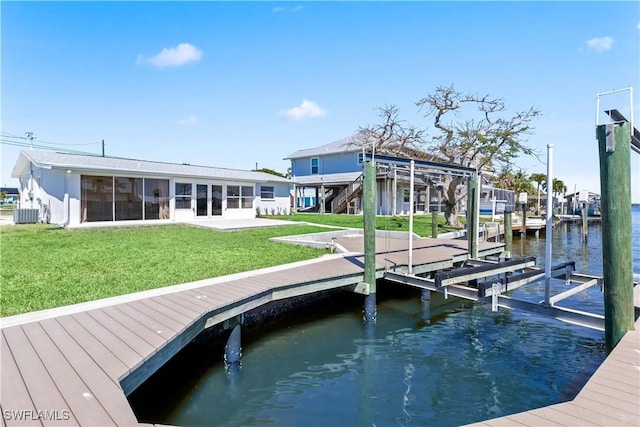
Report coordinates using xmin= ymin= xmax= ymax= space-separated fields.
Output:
xmin=131 ymin=207 xmax=639 ymax=427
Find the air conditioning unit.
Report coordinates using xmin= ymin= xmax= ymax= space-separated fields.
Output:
xmin=13 ymin=209 xmax=39 ymax=224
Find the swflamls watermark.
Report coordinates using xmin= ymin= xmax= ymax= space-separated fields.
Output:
xmin=3 ymin=409 xmax=71 ymax=421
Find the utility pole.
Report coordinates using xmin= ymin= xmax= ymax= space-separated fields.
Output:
xmin=102 ymin=139 xmax=105 ymax=157
xmin=25 ymin=132 xmax=34 ymax=150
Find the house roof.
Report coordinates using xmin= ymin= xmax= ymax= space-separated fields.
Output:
xmin=0 ymin=187 xmax=19 ymax=195
xmin=284 ymin=137 xmax=361 ymax=160
xmin=11 ymin=150 xmax=291 ymax=184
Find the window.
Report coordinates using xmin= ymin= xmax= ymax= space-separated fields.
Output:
xmin=227 ymin=185 xmax=254 ymax=209
xmin=175 ymin=183 xmax=192 ymax=209
xmin=242 ymin=186 xmax=254 ymax=208
xmin=81 ymin=175 xmax=114 ymax=222
xmin=311 ymin=157 xmax=319 ymax=174
xmin=115 ymin=177 xmax=143 ymax=220
xmin=145 ymin=179 xmax=170 ymax=219
xmin=227 ymin=185 xmax=240 ymax=209
xmin=358 ymin=152 xmax=364 ymax=164
xmin=260 ymin=186 xmax=274 ymax=199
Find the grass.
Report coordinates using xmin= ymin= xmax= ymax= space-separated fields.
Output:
xmin=0 ymin=224 xmax=329 ymax=317
xmin=266 ymin=213 xmax=465 ymax=236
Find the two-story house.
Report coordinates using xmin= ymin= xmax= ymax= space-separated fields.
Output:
xmin=285 ymin=138 xmax=455 ymax=215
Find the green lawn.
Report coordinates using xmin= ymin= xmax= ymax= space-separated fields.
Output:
xmin=0 ymin=224 xmax=329 ymax=317
xmin=267 ymin=213 xmax=465 ymax=236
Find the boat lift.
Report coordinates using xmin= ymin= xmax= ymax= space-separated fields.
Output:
xmin=375 ymin=145 xmax=607 ymax=331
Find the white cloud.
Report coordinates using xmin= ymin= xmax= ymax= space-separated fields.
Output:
xmin=272 ymin=6 xmax=303 ymax=13
xmin=178 ymin=115 xmax=198 ymax=125
xmin=586 ymin=36 xmax=614 ymax=52
xmin=138 ymin=43 xmax=203 ymax=68
xmin=281 ymin=100 xmax=327 ymax=120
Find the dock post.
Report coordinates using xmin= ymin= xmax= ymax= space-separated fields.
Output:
xmin=597 ymin=121 xmax=634 ymax=353
xmin=581 ymin=202 xmax=588 ymax=241
xmin=224 ymin=324 xmax=242 ymax=367
xmin=467 ymin=173 xmax=479 ymax=259
xmin=431 ymin=210 xmax=438 ymax=238
xmin=544 ymin=144 xmax=554 ymax=306
xmin=504 ymin=210 xmax=512 ymax=259
xmin=363 ymin=160 xmax=377 ymax=323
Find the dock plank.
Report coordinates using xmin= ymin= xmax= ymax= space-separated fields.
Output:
xmin=148 ymin=295 xmax=205 ymax=322
xmin=121 ymin=300 xmax=184 ymax=335
xmin=573 ymin=393 xmax=639 ymax=425
xmin=99 ymin=306 xmax=168 ymax=350
xmin=154 ymin=293 xmax=209 ymax=318
xmin=37 ymin=318 xmax=139 ymax=426
xmin=56 ymin=315 xmax=129 ymax=380
xmin=85 ymin=309 xmax=157 ymax=361
xmin=1 ymin=334 xmax=41 ymax=427
xmin=546 ymin=397 xmax=633 ymax=426
xmin=502 ymin=410 xmax=565 ymax=427
xmin=21 ymin=322 xmax=115 ymax=426
xmin=525 ymin=403 xmax=599 ymax=426
xmin=166 ymin=291 xmax=217 ymax=312
xmin=138 ymin=298 xmax=195 ymax=327
xmin=177 ymin=289 xmax=227 ymax=309
xmin=2 ymin=326 xmax=77 ymax=426
xmin=70 ymin=311 xmax=142 ymax=372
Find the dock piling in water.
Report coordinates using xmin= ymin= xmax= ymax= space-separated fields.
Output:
xmin=597 ymin=121 xmax=634 ymax=353
xmin=363 ymin=160 xmax=377 ymax=323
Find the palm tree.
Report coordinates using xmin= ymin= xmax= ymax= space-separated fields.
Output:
xmin=552 ymin=179 xmax=567 ymax=214
xmin=530 ymin=173 xmax=546 ymax=215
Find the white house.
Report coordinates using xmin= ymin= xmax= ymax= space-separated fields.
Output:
xmin=11 ymin=150 xmax=292 ymax=227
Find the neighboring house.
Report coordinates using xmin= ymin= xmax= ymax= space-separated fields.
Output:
xmin=285 ymin=138 xmax=473 ymax=215
xmin=11 ymin=150 xmax=291 ymax=226
xmin=565 ymin=191 xmax=601 ymax=215
xmin=285 ymin=138 xmax=364 ymax=212
xmin=0 ymin=187 xmax=20 ymax=207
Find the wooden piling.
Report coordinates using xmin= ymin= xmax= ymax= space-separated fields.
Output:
xmin=504 ymin=211 xmax=512 ymax=259
xmin=597 ymin=122 xmax=634 ymax=353
xmin=431 ymin=211 xmax=438 ymax=238
xmin=363 ymin=160 xmax=377 ymax=322
xmin=467 ymin=174 xmax=479 ymax=259
xmin=581 ymin=202 xmax=588 ymax=241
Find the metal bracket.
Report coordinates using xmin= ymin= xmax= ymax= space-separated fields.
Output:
xmin=605 ymin=123 xmax=615 ymax=152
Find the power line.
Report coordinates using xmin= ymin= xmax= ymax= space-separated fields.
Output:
xmin=0 ymin=138 xmax=97 ymax=156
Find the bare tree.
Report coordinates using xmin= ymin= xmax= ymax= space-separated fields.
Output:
xmin=350 ymin=105 xmax=429 ymax=159
xmin=416 ymin=85 xmax=541 ymax=227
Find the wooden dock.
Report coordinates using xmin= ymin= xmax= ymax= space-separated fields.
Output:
xmin=1 ymin=233 xmax=638 ymax=426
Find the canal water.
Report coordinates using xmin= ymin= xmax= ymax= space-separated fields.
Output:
xmin=130 ymin=207 xmax=639 ymax=427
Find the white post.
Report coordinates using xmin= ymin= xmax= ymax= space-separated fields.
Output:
xmin=544 ymin=144 xmax=554 ymax=306
xmin=408 ymin=160 xmax=415 ymax=274
xmin=392 ymin=167 xmax=397 ymax=216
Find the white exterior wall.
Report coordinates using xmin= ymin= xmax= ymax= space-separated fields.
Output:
xmin=67 ymin=174 xmax=82 ymax=227
xmin=255 ymin=182 xmax=291 ymax=216
xmin=16 ymin=166 xmax=68 ymax=225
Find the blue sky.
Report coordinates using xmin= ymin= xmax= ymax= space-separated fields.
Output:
xmin=2 ymin=1 xmax=639 ymax=202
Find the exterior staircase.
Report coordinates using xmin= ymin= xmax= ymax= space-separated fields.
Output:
xmin=330 ymin=174 xmax=363 ymax=214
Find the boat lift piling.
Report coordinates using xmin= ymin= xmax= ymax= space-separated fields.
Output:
xmin=363 ymin=160 xmax=377 ymax=323
xmin=597 ymin=119 xmax=635 ymax=352
xmin=544 ymin=144 xmax=553 ymax=306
